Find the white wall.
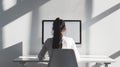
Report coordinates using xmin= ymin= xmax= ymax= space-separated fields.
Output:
xmin=39 ymin=0 xmax=88 ymax=55
xmin=89 ymin=0 xmax=120 ymax=67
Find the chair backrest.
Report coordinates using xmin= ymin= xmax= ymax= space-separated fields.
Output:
xmin=48 ymin=49 xmax=78 ymax=67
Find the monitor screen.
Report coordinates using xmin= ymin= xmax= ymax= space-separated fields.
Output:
xmin=42 ymin=20 xmax=81 ymax=44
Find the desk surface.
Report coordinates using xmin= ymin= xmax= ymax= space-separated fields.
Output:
xmin=13 ymin=55 xmax=115 ymax=63
xmin=79 ymin=55 xmax=115 ymax=63
xmin=13 ymin=55 xmax=49 ymax=62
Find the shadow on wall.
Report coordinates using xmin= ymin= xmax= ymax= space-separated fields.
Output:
xmin=0 ymin=29 xmax=3 ymax=50
xmin=28 ymin=7 xmax=42 ymax=55
xmin=0 ymin=42 xmax=22 ymax=67
xmin=109 ymin=50 xmax=120 ymax=59
xmin=84 ymin=0 xmax=93 ymax=67
xmin=0 ymin=0 xmax=50 ymax=27
xmin=0 ymin=0 xmax=49 ymax=66
xmin=84 ymin=0 xmax=93 ymax=53
xmin=0 ymin=0 xmax=50 ymax=54
xmin=85 ymin=0 xmax=93 ymax=21
xmin=83 ymin=3 xmax=120 ymax=30
xmin=0 ymin=0 xmax=3 ymax=50
xmin=0 ymin=0 xmax=3 ymax=13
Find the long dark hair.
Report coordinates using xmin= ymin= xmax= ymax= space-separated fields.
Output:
xmin=52 ymin=18 xmax=66 ymax=49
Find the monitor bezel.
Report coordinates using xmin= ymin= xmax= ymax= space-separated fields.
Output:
xmin=42 ymin=20 xmax=82 ymax=44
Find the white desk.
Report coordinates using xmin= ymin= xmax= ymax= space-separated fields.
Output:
xmin=13 ymin=55 xmax=115 ymax=67
xmin=79 ymin=55 xmax=115 ymax=67
xmin=13 ymin=55 xmax=49 ymax=67
xmin=79 ymin=55 xmax=114 ymax=62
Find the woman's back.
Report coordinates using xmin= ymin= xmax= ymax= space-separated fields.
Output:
xmin=39 ymin=36 xmax=80 ymax=62
xmin=38 ymin=18 xmax=80 ymax=62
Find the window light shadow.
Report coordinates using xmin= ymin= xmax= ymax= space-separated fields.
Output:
xmin=83 ymin=3 xmax=120 ymax=30
xmin=0 ymin=0 xmax=50 ymax=27
xmin=0 ymin=42 xmax=22 ymax=67
xmin=0 ymin=0 xmax=50 ymax=52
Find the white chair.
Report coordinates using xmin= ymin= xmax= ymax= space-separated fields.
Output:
xmin=48 ymin=49 xmax=78 ymax=67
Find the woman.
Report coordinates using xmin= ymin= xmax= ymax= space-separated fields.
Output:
xmin=38 ymin=18 xmax=80 ymax=62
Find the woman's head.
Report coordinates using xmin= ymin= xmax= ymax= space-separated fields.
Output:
xmin=52 ymin=18 xmax=66 ymax=49
xmin=52 ymin=18 xmax=66 ymax=34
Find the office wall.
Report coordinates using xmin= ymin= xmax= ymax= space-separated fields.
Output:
xmin=88 ymin=0 xmax=120 ymax=67
xmin=0 ymin=0 xmax=51 ymax=55
xmin=39 ymin=0 xmax=88 ymax=55
xmin=0 ymin=0 xmax=88 ymax=55
xmin=0 ymin=0 xmax=49 ymax=67
xmin=0 ymin=0 xmax=87 ymax=67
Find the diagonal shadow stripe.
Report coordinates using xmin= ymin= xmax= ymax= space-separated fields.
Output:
xmin=83 ymin=3 xmax=120 ymax=30
xmin=109 ymin=50 xmax=120 ymax=59
xmin=0 ymin=0 xmax=50 ymax=28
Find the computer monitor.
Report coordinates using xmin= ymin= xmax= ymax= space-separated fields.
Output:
xmin=42 ymin=20 xmax=81 ymax=44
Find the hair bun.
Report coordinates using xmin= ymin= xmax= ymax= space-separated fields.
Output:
xmin=56 ymin=17 xmax=60 ymax=21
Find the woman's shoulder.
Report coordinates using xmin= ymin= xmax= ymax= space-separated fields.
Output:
xmin=44 ymin=38 xmax=53 ymax=44
xmin=45 ymin=38 xmax=53 ymax=42
xmin=63 ymin=36 xmax=74 ymax=41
